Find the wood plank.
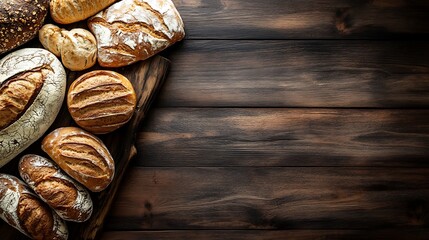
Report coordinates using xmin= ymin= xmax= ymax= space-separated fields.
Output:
xmin=100 ymin=230 xmax=429 ymax=240
xmin=159 ymin=40 xmax=429 ymax=107
xmin=105 ymin=167 xmax=429 ymax=230
xmin=135 ymin=108 xmax=429 ymax=167
xmin=174 ymin=0 xmax=429 ymax=39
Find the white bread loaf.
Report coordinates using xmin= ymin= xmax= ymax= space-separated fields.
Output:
xmin=0 ymin=48 xmax=66 ymax=168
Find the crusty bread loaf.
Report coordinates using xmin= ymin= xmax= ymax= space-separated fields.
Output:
xmin=0 ymin=174 xmax=68 ymax=240
xmin=67 ymin=71 xmax=137 ymax=134
xmin=88 ymin=0 xmax=185 ymax=67
xmin=41 ymin=127 xmax=115 ymax=192
xmin=50 ymin=0 xmax=116 ymax=24
xmin=0 ymin=48 xmax=67 ymax=168
xmin=39 ymin=24 xmax=97 ymax=71
xmin=0 ymin=0 xmax=49 ymax=54
xmin=19 ymin=154 xmax=93 ymax=222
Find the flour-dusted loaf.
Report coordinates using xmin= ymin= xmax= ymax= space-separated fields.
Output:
xmin=0 ymin=174 xmax=68 ymax=240
xmin=39 ymin=24 xmax=97 ymax=71
xmin=0 ymin=48 xmax=67 ymax=168
xmin=42 ymin=127 xmax=115 ymax=192
xmin=88 ymin=0 xmax=185 ymax=67
xmin=68 ymin=71 xmax=137 ymax=134
xmin=0 ymin=0 xmax=49 ymax=54
xmin=50 ymin=0 xmax=116 ymax=24
xmin=19 ymin=154 xmax=93 ymax=222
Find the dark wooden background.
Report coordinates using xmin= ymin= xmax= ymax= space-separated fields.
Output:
xmin=100 ymin=0 xmax=429 ymax=239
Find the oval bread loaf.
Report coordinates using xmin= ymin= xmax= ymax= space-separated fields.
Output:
xmin=41 ymin=127 xmax=115 ymax=192
xmin=68 ymin=71 xmax=137 ymax=134
xmin=50 ymin=0 xmax=116 ymax=24
xmin=39 ymin=24 xmax=97 ymax=71
xmin=0 ymin=0 xmax=49 ymax=54
xmin=19 ymin=154 xmax=93 ymax=222
xmin=0 ymin=174 xmax=68 ymax=240
xmin=0 ymin=48 xmax=67 ymax=168
xmin=88 ymin=0 xmax=185 ymax=67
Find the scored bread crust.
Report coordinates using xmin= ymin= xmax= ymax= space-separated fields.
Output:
xmin=67 ymin=70 xmax=137 ymax=134
xmin=88 ymin=0 xmax=185 ymax=67
xmin=41 ymin=127 xmax=115 ymax=192
xmin=19 ymin=154 xmax=93 ymax=222
xmin=0 ymin=48 xmax=67 ymax=168
xmin=50 ymin=0 xmax=117 ymax=24
xmin=0 ymin=174 xmax=68 ymax=240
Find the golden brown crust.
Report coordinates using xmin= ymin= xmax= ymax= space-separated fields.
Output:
xmin=41 ymin=127 xmax=115 ymax=192
xmin=0 ymin=174 xmax=68 ymax=240
xmin=0 ymin=0 xmax=49 ymax=54
xmin=68 ymin=71 xmax=137 ymax=134
xmin=88 ymin=0 xmax=185 ymax=67
xmin=0 ymin=67 xmax=49 ymax=131
xmin=19 ymin=154 xmax=93 ymax=222
xmin=50 ymin=0 xmax=116 ymax=24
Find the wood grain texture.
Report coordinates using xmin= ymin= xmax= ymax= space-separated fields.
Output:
xmin=159 ymin=40 xmax=429 ymax=107
xmin=174 ymin=0 xmax=429 ymax=39
xmin=105 ymin=167 xmax=429 ymax=230
xmin=0 ymin=56 xmax=170 ymax=240
xmin=100 ymin=230 xmax=429 ymax=240
xmin=135 ymin=108 xmax=429 ymax=167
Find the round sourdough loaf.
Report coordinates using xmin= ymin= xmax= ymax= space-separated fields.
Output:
xmin=67 ymin=70 xmax=137 ymax=134
xmin=0 ymin=174 xmax=68 ymax=240
xmin=19 ymin=154 xmax=93 ymax=222
xmin=0 ymin=48 xmax=67 ymax=168
xmin=41 ymin=127 xmax=115 ymax=192
xmin=0 ymin=0 xmax=49 ymax=54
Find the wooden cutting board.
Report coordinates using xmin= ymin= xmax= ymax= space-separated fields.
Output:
xmin=0 ymin=55 xmax=170 ymax=240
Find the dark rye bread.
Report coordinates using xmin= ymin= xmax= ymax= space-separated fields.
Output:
xmin=0 ymin=67 xmax=48 ymax=130
xmin=19 ymin=155 xmax=93 ymax=222
xmin=67 ymin=70 xmax=137 ymax=134
xmin=0 ymin=0 xmax=49 ymax=54
xmin=41 ymin=127 xmax=115 ymax=192
xmin=0 ymin=174 xmax=68 ymax=240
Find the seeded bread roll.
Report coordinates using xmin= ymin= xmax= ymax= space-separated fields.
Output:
xmin=19 ymin=154 xmax=93 ymax=222
xmin=0 ymin=0 xmax=49 ymax=54
xmin=0 ymin=174 xmax=68 ymax=240
xmin=88 ymin=0 xmax=185 ymax=67
xmin=50 ymin=0 xmax=116 ymax=24
xmin=41 ymin=127 xmax=115 ymax=192
xmin=68 ymin=71 xmax=136 ymax=134
xmin=0 ymin=48 xmax=67 ymax=168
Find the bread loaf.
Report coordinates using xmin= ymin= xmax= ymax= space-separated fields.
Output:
xmin=88 ymin=0 xmax=185 ymax=67
xmin=50 ymin=0 xmax=116 ymax=24
xmin=0 ymin=0 xmax=49 ymax=54
xmin=19 ymin=154 xmax=93 ymax=222
xmin=41 ymin=127 xmax=115 ymax=192
xmin=0 ymin=174 xmax=68 ymax=240
xmin=68 ymin=71 xmax=136 ymax=134
xmin=39 ymin=24 xmax=97 ymax=71
xmin=0 ymin=48 xmax=67 ymax=168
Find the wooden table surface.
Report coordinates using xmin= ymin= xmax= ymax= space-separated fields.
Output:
xmin=100 ymin=1 xmax=429 ymax=239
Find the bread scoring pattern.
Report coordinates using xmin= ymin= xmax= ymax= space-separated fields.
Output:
xmin=0 ymin=48 xmax=66 ymax=168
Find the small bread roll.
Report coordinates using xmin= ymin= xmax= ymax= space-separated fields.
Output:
xmin=19 ymin=154 xmax=93 ymax=222
xmin=67 ymin=71 xmax=137 ymax=134
xmin=39 ymin=24 xmax=97 ymax=71
xmin=42 ymin=127 xmax=115 ymax=192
